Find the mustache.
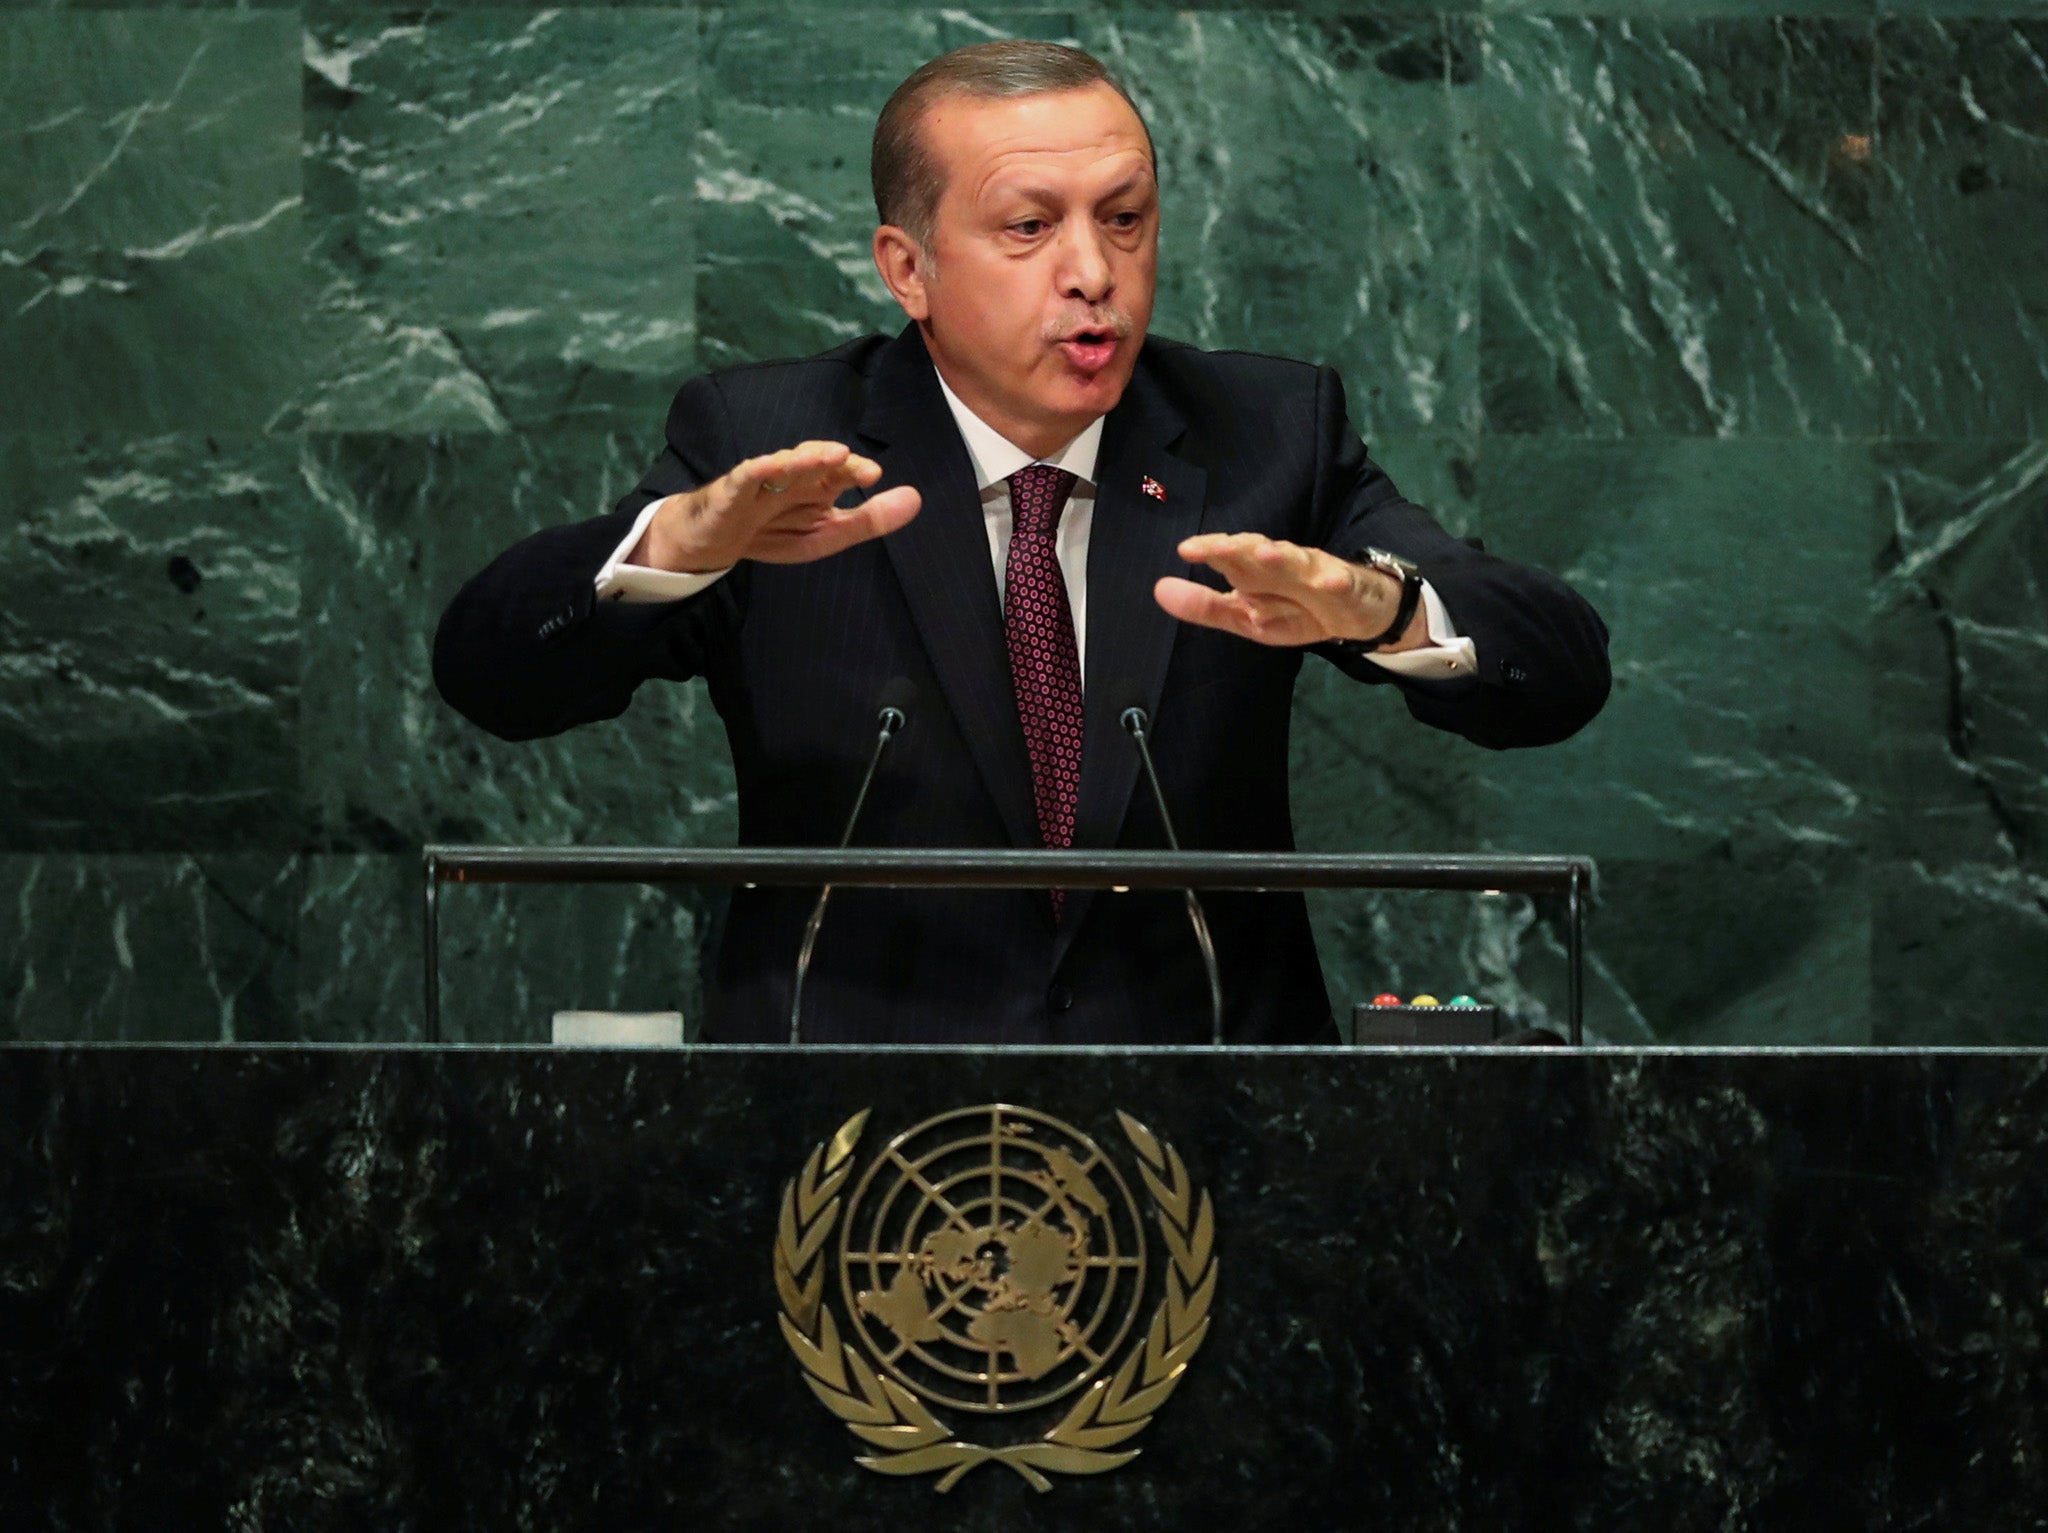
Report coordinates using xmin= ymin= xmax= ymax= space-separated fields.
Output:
xmin=1045 ymin=308 xmax=1135 ymax=342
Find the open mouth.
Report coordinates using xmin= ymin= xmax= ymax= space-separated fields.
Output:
xmin=1058 ymin=329 xmax=1119 ymax=372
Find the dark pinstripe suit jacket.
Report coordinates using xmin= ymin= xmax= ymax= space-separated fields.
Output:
xmin=434 ymin=324 xmax=1609 ymax=1044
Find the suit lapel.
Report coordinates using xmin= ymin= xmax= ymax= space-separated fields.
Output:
xmin=859 ymin=328 xmax=1210 ymax=933
xmin=861 ymin=327 xmax=1040 ymax=852
xmin=1055 ymin=368 xmax=1207 ymax=965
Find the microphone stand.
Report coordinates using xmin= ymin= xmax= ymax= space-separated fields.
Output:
xmin=1121 ymin=708 xmax=1225 ymax=1046
xmin=788 ymin=697 xmax=907 ymax=1043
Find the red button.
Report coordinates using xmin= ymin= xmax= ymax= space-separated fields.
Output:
xmin=1371 ymin=993 xmax=1402 ymax=1007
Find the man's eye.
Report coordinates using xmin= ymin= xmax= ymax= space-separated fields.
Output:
xmin=1011 ymin=219 xmax=1048 ymax=237
xmin=1109 ymin=211 xmax=1142 ymax=229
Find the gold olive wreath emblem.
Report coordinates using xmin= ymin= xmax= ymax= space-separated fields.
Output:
xmin=772 ymin=1105 xmax=1217 ymax=1492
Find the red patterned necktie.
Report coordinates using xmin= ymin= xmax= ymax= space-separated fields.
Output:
xmin=1004 ymin=464 xmax=1083 ymax=913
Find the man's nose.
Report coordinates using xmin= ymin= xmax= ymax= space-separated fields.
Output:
xmin=1056 ymin=221 xmax=1114 ymax=302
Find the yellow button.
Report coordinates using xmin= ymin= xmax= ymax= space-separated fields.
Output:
xmin=1409 ymin=994 xmax=1440 ymax=1007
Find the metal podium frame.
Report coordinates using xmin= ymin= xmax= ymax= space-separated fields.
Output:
xmin=420 ymin=846 xmax=1593 ymax=1046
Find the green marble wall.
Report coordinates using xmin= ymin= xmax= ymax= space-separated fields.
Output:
xmin=1 ymin=4 xmax=2042 ymax=1043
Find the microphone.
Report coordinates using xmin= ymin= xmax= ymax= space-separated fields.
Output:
xmin=789 ymin=677 xmax=916 ymax=1043
xmin=1120 ymin=706 xmax=1224 ymax=1045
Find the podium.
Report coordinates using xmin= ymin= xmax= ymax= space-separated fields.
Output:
xmin=4 ymin=1042 xmax=2045 ymax=1526
xmin=419 ymin=845 xmax=1596 ymax=1043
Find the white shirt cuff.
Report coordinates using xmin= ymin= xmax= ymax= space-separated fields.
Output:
xmin=1358 ymin=580 xmax=1478 ymax=679
xmin=592 ymin=496 xmax=733 ymax=603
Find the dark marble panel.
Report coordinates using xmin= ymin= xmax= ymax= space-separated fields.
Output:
xmin=298 ymin=853 xmax=714 ymax=1043
xmin=1877 ymin=0 xmax=2048 ymax=15
xmin=0 ymin=0 xmax=302 ymax=9
xmin=1288 ymin=436 xmax=1497 ymax=1024
xmin=0 ymin=859 xmax=296 ymax=1041
xmin=1289 ymin=637 xmax=1478 ymax=849
xmin=299 ymin=9 xmax=698 ymax=433
xmin=1585 ymin=851 xmax=1871 ymax=1044
xmin=1293 ymin=652 xmax=1478 ymax=823
xmin=1484 ymin=14 xmax=2048 ymax=437
xmin=1482 ymin=17 xmax=1882 ymax=436
xmin=299 ymin=0 xmax=699 ymax=8
xmin=1314 ymin=850 xmax=1873 ymax=1046
xmin=300 ymin=432 xmax=738 ymax=850
xmin=1874 ymin=441 xmax=2048 ymax=872
xmin=1306 ymin=885 xmax=1583 ymax=1032
xmin=1475 ymin=438 xmax=1871 ymax=862
xmin=1085 ymin=12 xmax=1480 ymax=437
xmin=1363 ymin=432 xmax=1482 ymax=542
xmin=0 ymin=0 xmax=294 ymax=8
xmin=1868 ymin=21 xmax=2048 ymax=437
xmin=1092 ymin=0 xmax=1473 ymax=12
xmin=694 ymin=10 xmax=1079 ymax=372
xmin=1290 ymin=431 xmax=1482 ymax=852
xmin=1485 ymin=0 xmax=1876 ymax=13
xmin=0 ymin=435 xmax=300 ymax=852
xmin=0 ymin=12 xmax=303 ymax=433
xmin=1874 ymin=860 xmax=2048 ymax=1044
xmin=295 ymin=854 xmax=423 ymax=1041
xmin=5 ymin=1049 xmax=2048 ymax=1527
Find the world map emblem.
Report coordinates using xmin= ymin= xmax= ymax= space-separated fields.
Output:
xmin=772 ymin=1104 xmax=1217 ymax=1491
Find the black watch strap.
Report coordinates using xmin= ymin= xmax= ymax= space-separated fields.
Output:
xmin=1344 ymin=548 xmax=1423 ymax=651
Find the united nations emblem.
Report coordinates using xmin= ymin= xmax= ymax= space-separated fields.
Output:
xmin=772 ymin=1104 xmax=1217 ymax=1491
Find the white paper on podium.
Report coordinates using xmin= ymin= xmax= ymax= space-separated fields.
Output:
xmin=549 ymin=1011 xmax=684 ymax=1047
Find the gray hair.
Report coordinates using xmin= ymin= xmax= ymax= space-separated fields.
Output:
xmin=871 ymin=41 xmax=1153 ymax=254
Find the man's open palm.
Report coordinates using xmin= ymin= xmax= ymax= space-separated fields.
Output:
xmin=1155 ymin=532 xmax=1403 ymax=648
xmin=639 ymin=440 xmax=922 ymax=573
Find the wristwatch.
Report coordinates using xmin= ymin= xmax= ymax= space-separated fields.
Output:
xmin=1331 ymin=547 xmax=1423 ymax=652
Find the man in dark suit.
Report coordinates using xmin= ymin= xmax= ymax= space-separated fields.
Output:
xmin=434 ymin=41 xmax=1609 ymax=1045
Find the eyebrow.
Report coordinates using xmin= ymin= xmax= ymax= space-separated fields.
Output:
xmin=992 ymin=170 xmax=1157 ymax=207
xmin=1095 ymin=171 xmax=1156 ymax=203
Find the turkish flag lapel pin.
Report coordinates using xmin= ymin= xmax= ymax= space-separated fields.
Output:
xmin=1140 ymin=476 xmax=1166 ymax=502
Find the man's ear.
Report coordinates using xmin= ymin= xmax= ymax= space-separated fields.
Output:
xmin=872 ymin=225 xmax=931 ymax=322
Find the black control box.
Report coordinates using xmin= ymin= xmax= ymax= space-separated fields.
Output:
xmin=1351 ymin=1003 xmax=1501 ymax=1045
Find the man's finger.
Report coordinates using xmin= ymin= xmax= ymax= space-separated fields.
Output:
xmin=749 ymin=485 xmax=922 ymax=563
xmin=1180 ymin=533 xmax=1314 ymax=594
xmin=762 ymin=449 xmax=889 ymax=514
xmin=1154 ymin=575 xmax=1262 ymax=636
xmin=800 ymin=453 xmax=886 ymax=507
xmin=738 ymin=440 xmax=852 ymax=497
xmin=1178 ymin=531 xmax=1262 ymax=562
xmin=1156 ymin=576 xmax=1322 ymax=646
xmin=783 ymin=486 xmax=922 ymax=559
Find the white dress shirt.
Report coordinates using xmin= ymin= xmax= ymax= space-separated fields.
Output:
xmin=594 ymin=367 xmax=1478 ymax=684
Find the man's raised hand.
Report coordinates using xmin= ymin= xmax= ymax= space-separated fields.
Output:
xmin=1153 ymin=532 xmax=1425 ymax=650
xmin=632 ymin=440 xmax=921 ymax=574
